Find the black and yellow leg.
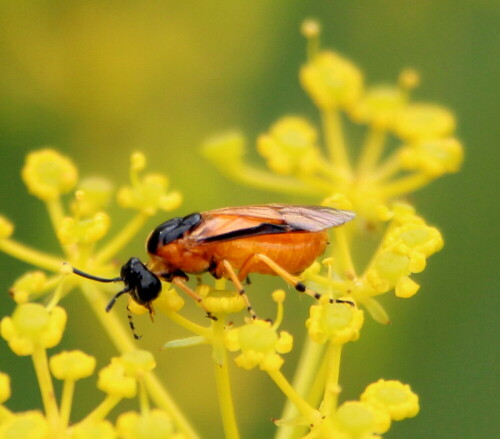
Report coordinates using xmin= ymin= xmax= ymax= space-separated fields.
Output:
xmin=171 ymin=277 xmax=217 ymax=320
xmin=126 ymin=305 xmax=142 ymax=340
xmin=238 ymin=253 xmax=336 ymax=304
xmin=219 ymin=259 xmax=258 ymax=320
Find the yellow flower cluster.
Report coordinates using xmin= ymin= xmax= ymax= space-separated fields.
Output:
xmin=305 ymin=380 xmax=419 ymax=439
xmin=0 ymin=299 xmax=184 ymax=439
xmin=199 ymin=20 xmax=461 ymax=438
xmin=0 ymin=149 xmax=198 ymax=438
xmin=0 ymin=19 xmax=462 ymax=439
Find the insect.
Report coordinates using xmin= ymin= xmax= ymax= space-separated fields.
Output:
xmin=73 ymin=204 xmax=355 ymax=323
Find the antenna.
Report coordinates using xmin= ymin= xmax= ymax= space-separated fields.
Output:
xmin=71 ymin=267 xmax=122 ymax=283
xmin=71 ymin=265 xmax=143 ymax=339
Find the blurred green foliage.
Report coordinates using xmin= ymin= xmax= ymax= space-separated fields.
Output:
xmin=0 ymin=1 xmax=498 ymax=438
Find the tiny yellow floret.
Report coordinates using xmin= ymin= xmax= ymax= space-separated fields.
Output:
xmin=0 ymin=216 xmax=14 ymax=239
xmin=361 ymin=379 xmax=419 ymax=421
xmin=399 ymin=137 xmax=464 ymax=177
xmin=394 ymin=104 xmax=455 ymax=141
xmin=399 ymin=69 xmax=420 ymax=90
xmin=49 ymin=350 xmax=96 ymax=381
xmin=21 ymin=149 xmax=78 ymax=201
xmin=72 ymin=177 xmax=113 ymax=217
xmin=257 ymin=116 xmax=320 ymax=175
xmin=272 ymin=289 xmax=286 ymax=304
xmin=131 ymin=152 xmax=147 ymax=172
xmin=57 ymin=212 xmax=111 ymax=245
xmin=117 ymin=174 xmax=181 ymax=216
xmin=332 ymin=401 xmax=390 ymax=436
xmin=0 ymin=410 xmax=50 ymax=439
xmin=0 ymin=372 xmax=11 ymax=404
xmin=97 ymin=360 xmax=137 ymax=398
xmin=10 ymin=271 xmax=48 ymax=304
xmin=301 ymin=19 xmax=321 ymax=38
xmin=306 ymin=302 xmax=364 ymax=344
xmin=300 ymin=51 xmax=363 ymax=110
xmin=351 ymin=85 xmax=407 ymax=129
xmin=225 ymin=320 xmax=293 ymax=371
xmin=198 ymin=285 xmax=246 ymax=316
xmin=66 ymin=419 xmax=116 ymax=439
xmin=119 ymin=350 xmax=156 ymax=378
xmin=116 ymin=409 xmax=182 ymax=439
xmin=1 ymin=305 xmax=66 ymax=356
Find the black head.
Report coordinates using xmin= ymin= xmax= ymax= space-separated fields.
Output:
xmin=112 ymin=257 xmax=162 ymax=311
xmin=147 ymin=213 xmax=202 ymax=254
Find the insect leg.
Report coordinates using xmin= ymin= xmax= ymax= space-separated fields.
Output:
xmin=170 ymin=277 xmax=217 ymax=320
xmin=219 ymin=259 xmax=258 ymax=320
xmin=126 ymin=304 xmax=142 ymax=340
xmin=238 ymin=253 xmax=326 ymax=302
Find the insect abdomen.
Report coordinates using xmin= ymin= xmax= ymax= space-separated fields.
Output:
xmin=210 ymin=231 xmax=328 ymax=276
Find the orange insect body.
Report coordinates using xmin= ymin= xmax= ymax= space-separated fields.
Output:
xmin=72 ymin=204 xmax=355 ymax=321
xmin=152 ymin=230 xmax=327 ymax=278
xmin=147 ymin=204 xmax=354 ymax=283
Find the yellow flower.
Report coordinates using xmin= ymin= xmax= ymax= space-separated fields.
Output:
xmin=257 ymin=116 xmax=321 ymax=175
xmin=394 ymin=103 xmax=456 ymax=141
xmin=196 ymin=284 xmax=246 ymax=316
xmin=153 ymin=284 xmax=185 ymax=314
xmin=200 ymin=132 xmax=246 ymax=169
xmin=117 ymin=152 xmax=182 ymax=215
xmin=332 ymin=401 xmax=391 ymax=436
xmin=225 ymin=320 xmax=293 ymax=371
xmin=97 ymin=359 xmax=137 ymax=399
xmin=0 ymin=304 xmax=66 ymax=356
xmin=399 ymin=137 xmax=464 ymax=177
xmin=0 ymin=410 xmax=50 ymax=439
xmin=71 ymin=177 xmax=113 ymax=217
xmin=351 ymin=85 xmax=408 ymax=129
xmin=67 ymin=420 xmax=116 ymax=439
xmin=365 ymin=207 xmax=443 ymax=298
xmin=9 ymin=271 xmax=48 ymax=304
xmin=0 ymin=372 xmax=11 ymax=404
xmin=21 ymin=149 xmax=78 ymax=201
xmin=119 ymin=350 xmax=156 ymax=378
xmin=300 ymin=51 xmax=364 ymax=110
xmin=306 ymin=302 xmax=364 ymax=344
xmin=116 ymin=409 xmax=183 ymax=439
xmin=57 ymin=212 xmax=111 ymax=245
xmin=361 ymin=379 xmax=419 ymax=421
xmin=49 ymin=350 xmax=96 ymax=381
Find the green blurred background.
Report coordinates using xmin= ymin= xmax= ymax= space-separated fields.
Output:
xmin=0 ymin=1 xmax=498 ymax=438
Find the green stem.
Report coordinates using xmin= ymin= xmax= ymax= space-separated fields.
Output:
xmin=371 ymin=151 xmax=401 ymax=182
xmin=58 ymin=379 xmax=75 ymax=433
xmin=83 ymin=395 xmax=121 ymax=422
xmin=0 ymin=239 xmax=62 ymax=272
xmin=381 ymin=173 xmax=431 ymax=198
xmin=163 ymin=310 xmax=210 ymax=338
xmin=275 ymin=338 xmax=326 ymax=439
xmin=46 ymin=199 xmax=65 ymax=232
xmin=220 ymin=163 xmax=321 ymax=197
xmin=267 ymin=369 xmax=319 ymax=422
xmin=321 ymin=109 xmax=352 ymax=176
xmin=320 ymin=343 xmax=342 ymax=417
xmin=32 ymin=345 xmax=59 ymax=430
xmin=357 ymin=128 xmax=387 ymax=177
xmin=333 ymin=228 xmax=356 ymax=279
xmin=213 ymin=318 xmax=240 ymax=439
